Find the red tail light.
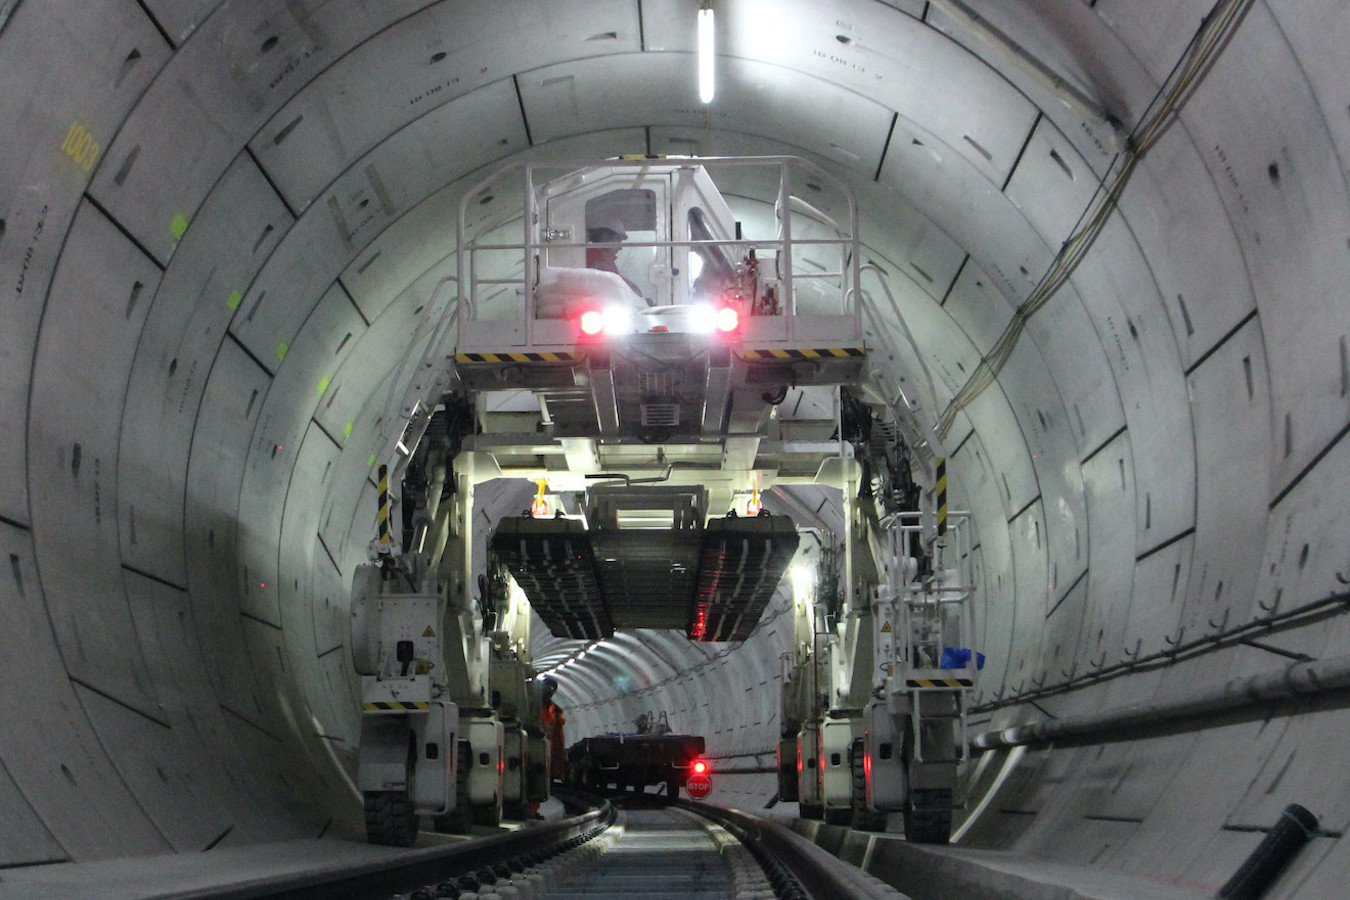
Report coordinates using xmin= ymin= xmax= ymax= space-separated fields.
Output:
xmin=579 ymin=309 xmax=604 ymax=335
xmin=692 ymin=759 xmax=708 ymax=774
xmin=715 ymin=306 xmax=739 ymax=333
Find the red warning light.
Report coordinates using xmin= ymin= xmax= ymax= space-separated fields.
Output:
xmin=693 ymin=759 xmax=708 ymax=774
xmin=579 ymin=309 xmax=604 ymax=335
xmin=715 ymin=306 xmax=739 ymax=333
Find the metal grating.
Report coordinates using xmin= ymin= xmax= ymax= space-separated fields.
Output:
xmin=490 ymin=517 xmax=614 ymax=639
xmin=688 ymin=514 xmax=800 ymax=641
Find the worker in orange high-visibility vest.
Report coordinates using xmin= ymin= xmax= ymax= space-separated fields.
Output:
xmin=541 ymin=676 xmax=567 ymax=782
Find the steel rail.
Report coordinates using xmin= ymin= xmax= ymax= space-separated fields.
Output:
xmin=667 ymin=797 xmax=904 ymax=899
xmin=159 ymin=795 xmax=613 ymax=900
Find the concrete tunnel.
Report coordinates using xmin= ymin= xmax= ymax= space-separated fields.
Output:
xmin=2 ymin=0 xmax=1349 ymax=895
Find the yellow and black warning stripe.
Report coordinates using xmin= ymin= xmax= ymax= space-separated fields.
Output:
xmin=936 ymin=457 xmax=948 ymax=538
xmin=376 ymin=464 xmax=392 ymax=553
xmin=455 ymin=351 xmax=580 ymax=363
xmin=743 ymin=347 xmax=866 ymax=361
xmin=905 ymin=677 xmax=974 ymax=689
xmin=363 ymin=700 xmax=431 ymax=712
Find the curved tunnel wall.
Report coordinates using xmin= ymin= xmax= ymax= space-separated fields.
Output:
xmin=2 ymin=0 xmax=1349 ymax=893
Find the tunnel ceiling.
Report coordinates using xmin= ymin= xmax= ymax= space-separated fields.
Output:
xmin=5 ymin=0 xmax=1350 ymax=883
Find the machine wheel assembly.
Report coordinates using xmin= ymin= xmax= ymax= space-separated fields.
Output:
xmin=364 ymin=790 xmax=418 ymax=847
xmin=434 ymin=742 xmax=474 ymax=834
xmin=799 ymin=802 xmax=824 ymax=820
xmin=904 ymin=787 xmax=953 ymax=844
xmin=850 ymin=740 xmax=889 ymax=832
xmin=364 ymin=730 xmax=419 ymax=846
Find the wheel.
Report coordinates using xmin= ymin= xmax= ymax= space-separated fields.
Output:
xmin=364 ymin=790 xmax=418 ymax=846
xmin=434 ymin=741 xmax=474 ymax=833
xmin=850 ymin=740 xmax=888 ymax=832
xmin=666 ymin=778 xmax=680 ymax=798
xmin=904 ymin=788 xmax=953 ymax=844
xmin=471 ymin=798 xmax=502 ymax=826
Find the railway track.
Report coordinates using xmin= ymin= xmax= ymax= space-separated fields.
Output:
xmin=172 ymin=790 xmax=900 ymax=900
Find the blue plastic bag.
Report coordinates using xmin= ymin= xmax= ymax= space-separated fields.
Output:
xmin=939 ymin=647 xmax=985 ymax=670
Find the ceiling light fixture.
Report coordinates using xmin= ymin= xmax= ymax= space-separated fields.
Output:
xmin=698 ymin=3 xmax=715 ymax=104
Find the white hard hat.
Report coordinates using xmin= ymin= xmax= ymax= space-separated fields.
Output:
xmin=586 ymin=213 xmax=627 ymax=241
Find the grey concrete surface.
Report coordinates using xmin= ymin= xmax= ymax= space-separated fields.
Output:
xmin=1 ymin=1 xmax=1347 ymax=898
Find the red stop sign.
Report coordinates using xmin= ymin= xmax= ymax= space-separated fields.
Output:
xmin=685 ymin=772 xmax=713 ymax=799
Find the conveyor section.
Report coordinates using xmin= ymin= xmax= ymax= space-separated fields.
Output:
xmin=590 ymin=529 xmax=702 ymax=630
xmin=492 ymin=511 xmax=798 ymax=642
xmin=689 ymin=515 xmax=800 ymax=641
xmin=490 ymin=517 xmax=614 ymax=639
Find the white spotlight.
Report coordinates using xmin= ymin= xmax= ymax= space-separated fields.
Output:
xmin=698 ymin=6 xmax=715 ymax=104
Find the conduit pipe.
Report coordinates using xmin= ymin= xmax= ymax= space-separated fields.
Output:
xmin=971 ymin=653 xmax=1350 ymax=751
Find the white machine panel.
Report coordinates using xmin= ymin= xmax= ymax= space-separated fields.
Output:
xmin=119 ymin=153 xmax=292 ymax=585
xmin=184 ymin=339 xmax=278 ymax=729
xmin=251 ymin=0 xmax=640 ymax=210
xmin=87 ymin=0 xmax=434 ymax=264
xmin=28 ymin=202 xmax=163 ymax=720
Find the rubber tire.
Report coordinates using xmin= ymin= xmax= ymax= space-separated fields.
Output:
xmin=851 ymin=746 xmax=889 ymax=833
xmin=471 ymin=798 xmax=502 ymax=826
xmin=904 ymin=787 xmax=953 ymax=844
xmin=434 ymin=741 xmax=474 ymax=834
xmin=666 ymin=778 xmax=680 ymax=798
xmin=364 ymin=790 xmax=418 ymax=847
